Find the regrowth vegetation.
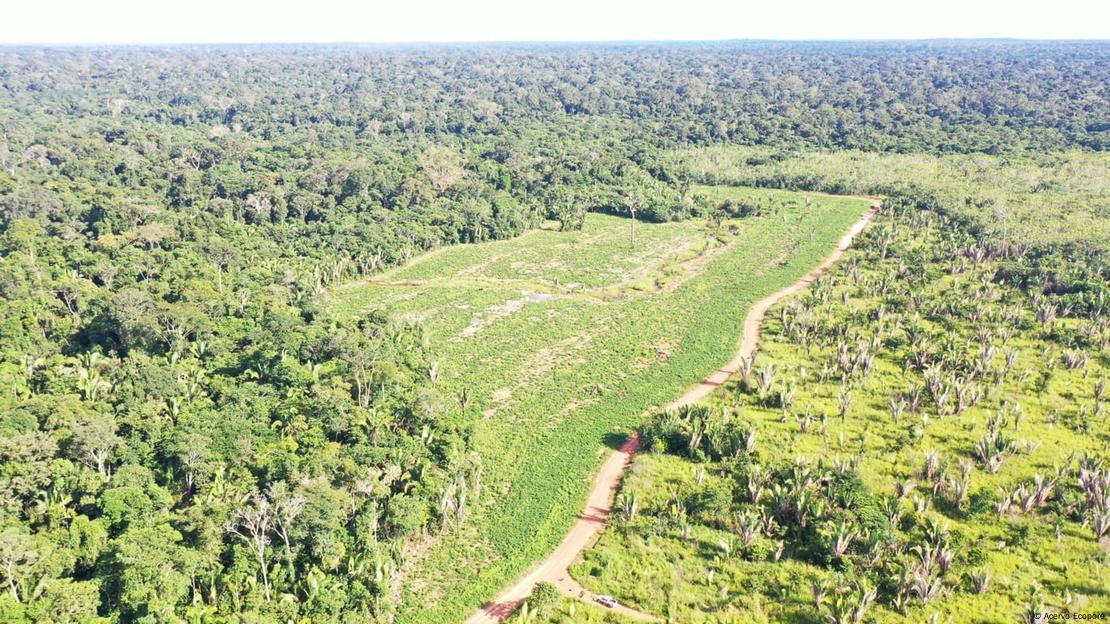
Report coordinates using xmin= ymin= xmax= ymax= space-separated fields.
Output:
xmin=538 ymin=188 xmax=1110 ymax=623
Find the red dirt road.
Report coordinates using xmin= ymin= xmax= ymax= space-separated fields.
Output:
xmin=464 ymin=201 xmax=880 ymax=624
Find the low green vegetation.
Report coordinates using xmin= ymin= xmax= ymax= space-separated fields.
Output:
xmin=670 ymin=147 xmax=1110 ymax=255
xmin=509 ymin=583 xmax=638 ymax=624
xmin=329 ymin=188 xmax=872 ymax=621
xmin=548 ymin=188 xmax=1110 ymax=623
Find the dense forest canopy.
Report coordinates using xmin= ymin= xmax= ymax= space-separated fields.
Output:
xmin=3 ymin=42 xmax=1109 ymax=152
xmin=0 ymin=41 xmax=1107 ymax=624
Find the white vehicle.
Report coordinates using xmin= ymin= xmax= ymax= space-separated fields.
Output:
xmin=596 ymin=595 xmax=619 ymax=608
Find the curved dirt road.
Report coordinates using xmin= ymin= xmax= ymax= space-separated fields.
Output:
xmin=465 ymin=201 xmax=880 ymax=624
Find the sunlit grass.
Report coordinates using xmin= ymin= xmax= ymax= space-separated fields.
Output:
xmin=564 ymin=208 xmax=1110 ymax=623
xmin=327 ymin=187 xmax=872 ymax=622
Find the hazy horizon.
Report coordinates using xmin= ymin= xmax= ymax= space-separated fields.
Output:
xmin=3 ymin=38 xmax=1109 ymax=47
xmin=3 ymin=0 xmax=1108 ymax=45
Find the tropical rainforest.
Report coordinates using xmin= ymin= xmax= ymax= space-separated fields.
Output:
xmin=0 ymin=41 xmax=1107 ymax=624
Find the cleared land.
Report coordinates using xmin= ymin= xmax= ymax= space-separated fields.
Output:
xmin=554 ymin=206 xmax=1110 ymax=623
xmin=328 ymin=187 xmax=873 ymax=622
xmin=466 ymin=203 xmax=878 ymax=624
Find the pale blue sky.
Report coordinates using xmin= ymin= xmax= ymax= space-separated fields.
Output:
xmin=2 ymin=0 xmax=1108 ymax=44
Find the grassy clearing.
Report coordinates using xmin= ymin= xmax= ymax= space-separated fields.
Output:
xmin=327 ymin=188 xmax=871 ymax=622
xmin=559 ymin=206 xmax=1110 ymax=623
xmin=670 ymin=147 xmax=1110 ymax=253
xmin=368 ymin=214 xmax=715 ymax=291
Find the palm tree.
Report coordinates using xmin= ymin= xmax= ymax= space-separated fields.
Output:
xmin=968 ymin=569 xmax=991 ymax=594
xmin=837 ymin=387 xmax=852 ymax=422
xmin=821 ymin=581 xmax=876 ymax=624
xmin=736 ymin=510 xmax=762 ymax=548
xmin=617 ymin=493 xmax=639 ymax=523
xmin=828 ymin=520 xmax=859 ymax=559
xmin=811 ymin=577 xmax=834 ymax=608
xmin=910 ymin=569 xmax=945 ymax=604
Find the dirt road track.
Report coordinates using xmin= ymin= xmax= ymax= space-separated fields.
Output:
xmin=464 ymin=201 xmax=880 ymax=624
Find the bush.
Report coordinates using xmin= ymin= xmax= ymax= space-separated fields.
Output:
xmin=528 ymin=582 xmax=560 ymax=615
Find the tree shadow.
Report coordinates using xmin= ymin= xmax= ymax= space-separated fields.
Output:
xmin=1044 ymin=578 xmax=1110 ymax=599
xmin=602 ymin=431 xmax=630 ymax=451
